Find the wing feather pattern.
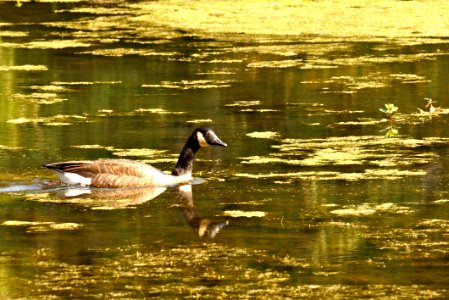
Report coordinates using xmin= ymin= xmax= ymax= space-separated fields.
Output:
xmin=43 ymin=159 xmax=170 ymax=188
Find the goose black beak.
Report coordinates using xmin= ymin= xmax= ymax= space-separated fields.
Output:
xmin=212 ymin=137 xmax=227 ymax=147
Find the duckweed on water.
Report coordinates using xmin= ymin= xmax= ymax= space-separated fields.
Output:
xmin=186 ymin=119 xmax=213 ymax=124
xmin=0 ymin=65 xmax=48 ymax=72
xmin=6 ymin=107 xmax=185 ymax=127
xmin=52 ymin=80 xmax=122 ymax=86
xmin=329 ymin=203 xmax=414 ymax=217
xmin=81 ymin=48 xmax=179 ymax=57
xmin=142 ymin=79 xmax=234 ymax=90
xmin=238 ymin=136 xmax=448 ymax=181
xmin=7 ymin=114 xmax=87 ymax=126
xmin=225 ymin=100 xmax=279 ymax=113
xmin=70 ymin=144 xmax=177 ymax=163
xmin=224 ymin=100 xmax=261 ymax=107
xmin=2 ymin=220 xmax=82 ymax=232
xmin=11 ymin=92 xmax=68 ymax=105
xmin=110 ymin=148 xmax=169 ymax=158
xmin=246 ymin=131 xmax=280 ymax=139
xmin=131 ymin=108 xmax=185 ymax=115
xmin=222 ymin=210 xmax=266 ymax=218
xmin=8 ymin=243 xmax=446 ymax=298
xmin=133 ymin=0 xmax=449 ymax=38
xmin=1 ymin=40 xmax=91 ymax=49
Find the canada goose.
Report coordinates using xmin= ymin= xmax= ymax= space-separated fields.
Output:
xmin=43 ymin=127 xmax=227 ymax=188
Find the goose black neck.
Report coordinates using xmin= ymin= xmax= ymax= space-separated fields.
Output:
xmin=171 ymin=138 xmax=201 ymax=176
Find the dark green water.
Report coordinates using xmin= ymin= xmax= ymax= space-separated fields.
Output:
xmin=1 ymin=1 xmax=449 ymax=298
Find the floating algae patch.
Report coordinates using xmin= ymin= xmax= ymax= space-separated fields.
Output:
xmin=234 ymin=43 xmax=351 ymax=58
xmin=361 ymin=218 xmax=449 ymax=262
xmin=29 ymin=84 xmax=73 ymax=93
xmin=246 ymin=131 xmax=280 ymax=139
xmin=236 ymin=169 xmax=426 ymax=182
xmin=222 ymin=210 xmax=266 ymax=218
xmin=0 ymin=30 xmax=28 ymax=38
xmin=2 ymin=220 xmax=82 ymax=233
xmin=70 ymin=144 xmax=114 ymax=150
xmin=111 ymin=148 xmax=169 ymax=158
xmin=132 ymin=0 xmax=449 ymax=40
xmin=416 ymin=219 xmax=449 ymax=230
xmin=329 ymin=203 xmax=414 ymax=217
xmin=224 ymin=100 xmax=261 ymax=107
xmin=7 ymin=114 xmax=87 ymax=126
xmin=247 ymin=59 xmax=304 ymax=69
xmin=81 ymin=48 xmax=179 ymax=57
xmin=3 ymin=40 xmax=91 ymax=49
xmin=314 ymin=53 xmax=443 ymax=70
xmin=70 ymin=144 xmax=174 ymax=163
xmin=237 ymin=135 xmax=449 ymax=181
xmin=131 ymin=108 xmax=185 ymax=115
xmin=0 ymin=145 xmax=22 ymax=150
xmin=52 ymin=81 xmax=122 ymax=86
xmin=142 ymin=79 xmax=234 ymax=90
xmin=389 ymin=73 xmax=431 ymax=84
xmin=432 ymin=199 xmax=449 ymax=205
xmin=238 ymin=108 xmax=279 ymax=113
xmin=11 ymin=92 xmax=68 ymax=105
xmin=224 ymin=100 xmax=278 ymax=113
xmin=186 ymin=119 xmax=213 ymax=124
xmin=310 ymin=72 xmax=430 ymax=94
xmin=0 ymin=65 xmax=48 ymax=72
xmin=15 ymin=243 xmax=449 ymax=298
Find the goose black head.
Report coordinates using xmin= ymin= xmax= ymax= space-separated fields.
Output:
xmin=194 ymin=127 xmax=227 ymax=148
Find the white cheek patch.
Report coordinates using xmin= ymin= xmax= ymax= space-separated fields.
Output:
xmin=196 ymin=132 xmax=210 ymax=147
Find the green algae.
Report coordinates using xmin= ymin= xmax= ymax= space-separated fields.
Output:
xmin=142 ymin=79 xmax=234 ymax=90
xmin=52 ymin=81 xmax=122 ymax=86
xmin=2 ymin=220 xmax=82 ymax=232
xmin=238 ymin=136 xmax=449 ymax=181
xmin=132 ymin=0 xmax=449 ymax=39
xmin=10 ymin=92 xmax=68 ymax=105
xmin=329 ymin=203 xmax=414 ymax=217
xmin=222 ymin=210 xmax=266 ymax=218
xmin=186 ymin=119 xmax=213 ymax=124
xmin=246 ymin=131 xmax=280 ymax=139
xmin=7 ymin=114 xmax=87 ymax=126
xmin=81 ymin=48 xmax=179 ymax=57
xmin=5 ymin=243 xmax=446 ymax=299
xmin=0 ymin=65 xmax=47 ymax=72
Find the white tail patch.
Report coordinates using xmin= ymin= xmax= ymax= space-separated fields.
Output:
xmin=56 ymin=171 xmax=92 ymax=186
xmin=196 ymin=131 xmax=210 ymax=147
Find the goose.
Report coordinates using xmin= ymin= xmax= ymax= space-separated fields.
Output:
xmin=43 ymin=127 xmax=227 ymax=188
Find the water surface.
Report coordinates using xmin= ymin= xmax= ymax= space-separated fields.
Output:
xmin=1 ymin=1 xmax=449 ymax=298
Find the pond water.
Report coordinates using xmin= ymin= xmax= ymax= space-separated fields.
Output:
xmin=1 ymin=1 xmax=449 ymax=298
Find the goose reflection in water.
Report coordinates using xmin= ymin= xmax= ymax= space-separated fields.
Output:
xmin=176 ymin=184 xmax=229 ymax=239
xmin=55 ymin=183 xmax=229 ymax=238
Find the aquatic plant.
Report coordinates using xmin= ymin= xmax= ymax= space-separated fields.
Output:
xmin=424 ymin=97 xmax=436 ymax=113
xmin=381 ymin=126 xmax=399 ymax=138
xmin=379 ymin=103 xmax=398 ymax=120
